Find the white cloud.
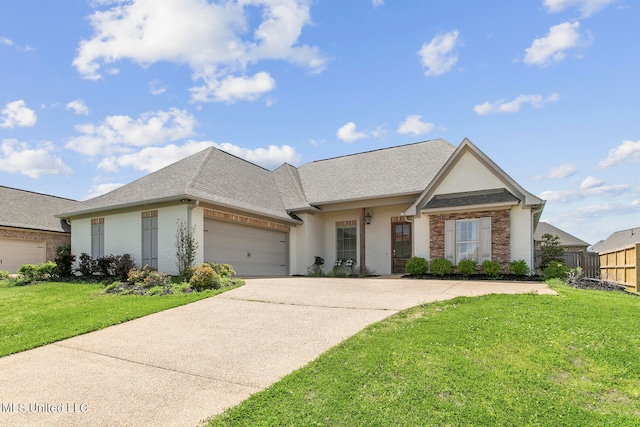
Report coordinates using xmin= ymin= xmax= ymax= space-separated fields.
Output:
xmin=65 ymin=99 xmax=90 ymax=115
xmin=580 ymin=176 xmax=603 ymax=189
xmin=417 ymin=30 xmax=460 ymax=77
xmin=210 ymin=141 xmax=301 ymax=168
xmin=190 ymin=71 xmax=276 ymax=103
xmin=0 ymin=139 xmax=72 ymax=178
xmin=337 ymin=122 xmax=368 ymax=143
xmin=66 ymin=108 xmax=197 ymax=156
xmin=372 ymin=0 xmax=384 ymax=7
xmin=524 ymin=21 xmax=589 ymax=67
xmin=84 ymin=182 xmax=126 ymax=199
xmin=397 ymin=115 xmax=435 ymax=136
xmin=473 ymin=93 xmax=559 ymax=115
xmin=598 ymin=139 xmax=640 ymax=168
xmin=73 ymin=0 xmax=326 ymax=102
xmin=548 ymin=162 xmax=577 ymax=179
xmin=98 ymin=140 xmax=215 ymax=173
xmin=98 ymin=139 xmax=300 ymax=173
xmin=0 ymin=100 xmax=37 ymax=128
xmin=0 ymin=37 xmax=13 ymax=46
xmin=543 ymin=0 xmax=618 ymax=17
xmin=539 ymin=183 xmax=628 ymax=202
xmin=149 ymin=79 xmax=167 ymax=95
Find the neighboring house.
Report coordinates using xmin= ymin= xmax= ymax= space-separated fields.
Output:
xmin=0 ymin=186 xmax=78 ymax=272
xmin=592 ymin=227 xmax=640 ymax=291
xmin=533 ymin=222 xmax=590 ymax=252
xmin=57 ymin=138 xmax=545 ymax=276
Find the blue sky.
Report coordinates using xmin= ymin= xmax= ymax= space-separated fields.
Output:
xmin=0 ymin=0 xmax=638 ymax=246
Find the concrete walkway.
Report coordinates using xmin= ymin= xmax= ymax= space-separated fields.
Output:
xmin=0 ymin=277 xmax=555 ymax=427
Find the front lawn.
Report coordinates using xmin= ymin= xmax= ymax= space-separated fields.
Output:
xmin=0 ymin=280 xmax=219 ymax=357
xmin=208 ymin=280 xmax=640 ymax=426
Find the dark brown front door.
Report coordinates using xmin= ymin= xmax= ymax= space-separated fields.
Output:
xmin=392 ymin=221 xmax=412 ymax=274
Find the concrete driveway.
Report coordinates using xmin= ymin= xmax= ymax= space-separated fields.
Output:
xmin=0 ymin=277 xmax=554 ymax=427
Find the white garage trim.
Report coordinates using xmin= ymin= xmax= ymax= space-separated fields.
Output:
xmin=204 ymin=218 xmax=289 ymax=276
xmin=0 ymin=238 xmax=46 ymax=272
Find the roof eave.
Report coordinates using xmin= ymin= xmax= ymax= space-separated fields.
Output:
xmin=421 ymin=201 xmax=519 ymax=214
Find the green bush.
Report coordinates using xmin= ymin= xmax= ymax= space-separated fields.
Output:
xmin=142 ymin=271 xmax=170 ymax=289
xmin=430 ymin=258 xmax=453 ymax=276
xmin=509 ymin=260 xmax=530 ymax=276
xmin=405 ymin=257 xmax=428 ymax=276
xmin=307 ymin=264 xmax=325 ymax=277
xmin=458 ymin=259 xmax=478 ymax=276
xmin=326 ymin=267 xmax=349 ymax=278
xmin=544 ymin=261 xmax=570 ymax=281
xmin=482 ymin=260 xmax=501 ymax=278
xmin=210 ymin=262 xmax=236 ymax=278
xmin=18 ymin=261 xmax=57 ymax=283
xmin=189 ymin=264 xmax=221 ymax=291
xmin=0 ymin=270 xmax=9 ymax=280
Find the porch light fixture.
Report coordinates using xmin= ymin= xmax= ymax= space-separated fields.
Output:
xmin=365 ymin=212 xmax=373 ymax=225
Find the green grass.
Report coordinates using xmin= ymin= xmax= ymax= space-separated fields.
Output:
xmin=208 ymin=281 xmax=640 ymax=426
xmin=0 ymin=280 xmax=219 ymax=357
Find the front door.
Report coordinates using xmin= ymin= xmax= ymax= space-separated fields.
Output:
xmin=392 ymin=221 xmax=412 ymax=274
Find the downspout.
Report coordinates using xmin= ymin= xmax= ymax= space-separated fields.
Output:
xmin=360 ymin=208 xmax=366 ymax=275
xmin=187 ymin=200 xmax=200 ymax=229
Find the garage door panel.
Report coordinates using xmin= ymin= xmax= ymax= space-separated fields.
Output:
xmin=204 ymin=219 xmax=288 ymax=276
xmin=0 ymin=239 xmax=46 ymax=273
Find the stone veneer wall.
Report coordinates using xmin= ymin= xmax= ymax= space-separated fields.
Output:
xmin=429 ymin=209 xmax=511 ymax=266
xmin=0 ymin=227 xmax=71 ymax=263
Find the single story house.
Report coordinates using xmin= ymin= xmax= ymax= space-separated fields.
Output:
xmin=533 ymin=222 xmax=590 ymax=252
xmin=0 ymin=186 xmax=78 ymax=272
xmin=57 ymin=138 xmax=545 ymax=276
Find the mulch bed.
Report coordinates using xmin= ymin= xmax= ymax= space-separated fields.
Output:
xmin=404 ymin=273 xmax=543 ymax=282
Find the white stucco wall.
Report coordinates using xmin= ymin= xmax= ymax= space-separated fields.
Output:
xmin=71 ymin=204 xmax=190 ymax=275
xmin=435 ymin=151 xmax=504 ymax=194
xmin=413 ymin=214 xmax=430 ymax=260
xmin=189 ymin=205 xmax=205 ymax=267
xmin=510 ymin=206 xmax=535 ymax=270
xmin=291 ymin=212 xmax=326 ymax=275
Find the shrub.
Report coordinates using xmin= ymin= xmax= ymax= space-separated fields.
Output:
xmin=127 ymin=265 xmax=155 ymax=284
xmin=458 ymin=259 xmax=478 ymax=276
xmin=326 ymin=267 xmax=349 ymax=278
xmin=0 ymin=270 xmax=9 ymax=280
xmin=210 ymin=263 xmax=236 ymax=278
xmin=175 ymin=219 xmax=198 ymax=276
xmin=55 ymin=244 xmax=75 ymax=278
xmin=430 ymin=258 xmax=453 ymax=276
xmin=96 ymin=255 xmax=116 ymax=277
xmin=189 ymin=264 xmax=220 ymax=291
xmin=509 ymin=260 xmax=530 ymax=276
xmin=142 ymin=271 xmax=170 ymax=289
xmin=405 ymin=257 xmax=428 ymax=276
xmin=307 ymin=264 xmax=325 ymax=277
xmin=17 ymin=261 xmax=57 ymax=283
xmin=114 ymin=254 xmax=135 ymax=281
xmin=77 ymin=253 xmax=96 ymax=277
xmin=544 ymin=261 xmax=570 ymax=281
xmin=482 ymin=260 xmax=501 ymax=278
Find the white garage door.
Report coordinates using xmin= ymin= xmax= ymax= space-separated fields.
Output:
xmin=204 ymin=219 xmax=288 ymax=276
xmin=0 ymin=239 xmax=46 ymax=273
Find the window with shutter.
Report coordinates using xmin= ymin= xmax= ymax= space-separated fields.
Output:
xmin=444 ymin=217 xmax=492 ymax=264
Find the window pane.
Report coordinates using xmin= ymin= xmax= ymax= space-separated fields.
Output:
xmin=456 ymin=219 xmax=479 ymax=262
xmin=337 ymin=226 xmax=357 ymax=261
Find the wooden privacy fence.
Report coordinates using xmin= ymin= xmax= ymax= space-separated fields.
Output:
xmin=598 ymin=244 xmax=640 ymax=292
xmin=534 ymin=250 xmax=600 ymax=279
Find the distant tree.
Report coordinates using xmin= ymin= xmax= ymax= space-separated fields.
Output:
xmin=540 ymin=233 xmax=565 ymax=269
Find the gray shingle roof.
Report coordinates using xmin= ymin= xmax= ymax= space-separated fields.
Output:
xmin=59 ymin=148 xmax=292 ymax=221
xmin=0 ymin=186 xmax=78 ymax=233
xmin=58 ymin=139 xmax=460 ymax=220
xmin=591 ymin=227 xmax=640 ymax=253
xmin=533 ymin=222 xmax=591 ymax=248
xmin=423 ymin=188 xmax=520 ymax=210
xmin=297 ymin=139 xmax=456 ymax=204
